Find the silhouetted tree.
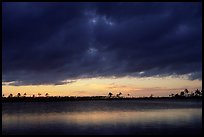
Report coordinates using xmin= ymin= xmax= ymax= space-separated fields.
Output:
xmin=2 ymin=94 xmax=5 ymax=97
xmin=180 ymin=91 xmax=185 ymax=97
xmin=195 ymin=89 xmax=201 ymax=96
xmin=8 ymin=94 xmax=13 ymax=98
xmin=23 ymin=93 xmax=27 ymax=97
xmin=108 ymin=92 xmax=113 ymax=98
xmin=174 ymin=93 xmax=179 ymax=98
xmin=116 ymin=92 xmax=122 ymax=98
xmin=150 ymin=94 xmax=153 ymax=98
xmin=17 ymin=93 xmax=21 ymax=97
xmin=45 ymin=93 xmax=49 ymax=97
xmin=184 ymin=89 xmax=189 ymax=97
xmin=170 ymin=93 xmax=174 ymax=97
xmin=38 ymin=93 xmax=41 ymax=97
xmin=184 ymin=89 xmax=189 ymax=94
xmin=190 ymin=92 xmax=195 ymax=97
xmin=169 ymin=89 xmax=202 ymax=98
xmin=32 ymin=94 xmax=35 ymax=98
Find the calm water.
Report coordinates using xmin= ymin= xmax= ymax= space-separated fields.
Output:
xmin=2 ymin=99 xmax=202 ymax=135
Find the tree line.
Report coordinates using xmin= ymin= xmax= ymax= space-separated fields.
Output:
xmin=2 ymin=93 xmax=49 ymax=98
xmin=2 ymin=89 xmax=202 ymax=99
xmin=169 ymin=89 xmax=202 ymax=98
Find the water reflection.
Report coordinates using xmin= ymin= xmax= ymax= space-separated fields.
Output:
xmin=2 ymin=100 xmax=202 ymax=135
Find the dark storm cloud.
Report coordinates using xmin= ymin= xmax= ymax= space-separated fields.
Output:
xmin=2 ymin=2 xmax=202 ymax=85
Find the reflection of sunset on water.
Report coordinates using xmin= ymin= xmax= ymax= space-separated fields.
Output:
xmin=3 ymin=99 xmax=202 ymax=135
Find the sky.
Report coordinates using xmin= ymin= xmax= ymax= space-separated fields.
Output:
xmin=2 ymin=2 xmax=202 ymax=97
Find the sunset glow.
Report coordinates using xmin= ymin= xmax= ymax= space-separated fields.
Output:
xmin=2 ymin=76 xmax=202 ymax=97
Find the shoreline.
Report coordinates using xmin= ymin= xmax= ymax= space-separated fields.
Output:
xmin=2 ymin=96 xmax=202 ymax=102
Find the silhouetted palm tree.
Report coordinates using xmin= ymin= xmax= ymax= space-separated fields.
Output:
xmin=38 ymin=93 xmax=41 ymax=97
xmin=184 ymin=89 xmax=189 ymax=94
xmin=195 ymin=89 xmax=201 ymax=96
xmin=8 ymin=93 xmax=13 ymax=98
xmin=150 ymin=94 xmax=153 ymax=98
xmin=2 ymin=94 xmax=5 ymax=97
xmin=32 ymin=94 xmax=35 ymax=98
xmin=184 ymin=89 xmax=189 ymax=97
xmin=108 ymin=92 xmax=113 ymax=98
xmin=174 ymin=93 xmax=179 ymax=98
xmin=24 ymin=93 xmax=27 ymax=97
xmin=190 ymin=92 xmax=194 ymax=97
xmin=17 ymin=93 xmax=21 ymax=97
xmin=180 ymin=91 xmax=185 ymax=96
xmin=169 ymin=93 xmax=174 ymax=97
xmin=45 ymin=93 xmax=49 ymax=97
xmin=117 ymin=92 xmax=122 ymax=98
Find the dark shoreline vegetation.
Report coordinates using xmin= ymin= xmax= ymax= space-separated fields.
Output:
xmin=2 ymin=89 xmax=202 ymax=102
xmin=2 ymin=96 xmax=203 ymax=103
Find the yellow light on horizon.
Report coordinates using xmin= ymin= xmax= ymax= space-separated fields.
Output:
xmin=2 ymin=76 xmax=202 ymax=97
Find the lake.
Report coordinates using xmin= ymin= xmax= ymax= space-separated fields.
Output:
xmin=2 ymin=99 xmax=202 ymax=135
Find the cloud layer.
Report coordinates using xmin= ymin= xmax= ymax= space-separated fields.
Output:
xmin=2 ymin=2 xmax=202 ymax=85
